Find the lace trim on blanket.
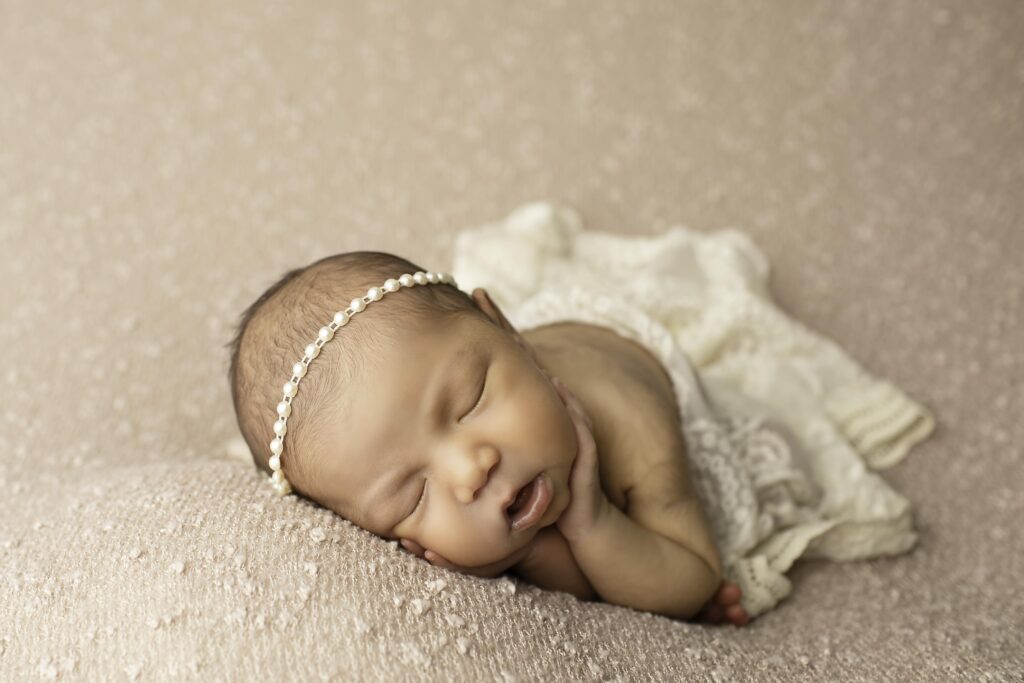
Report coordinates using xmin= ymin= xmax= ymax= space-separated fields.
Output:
xmin=683 ymin=414 xmax=823 ymax=565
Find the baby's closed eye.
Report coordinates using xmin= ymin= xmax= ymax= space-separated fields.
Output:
xmin=458 ymin=364 xmax=488 ymax=422
xmin=405 ymin=361 xmax=489 ymax=521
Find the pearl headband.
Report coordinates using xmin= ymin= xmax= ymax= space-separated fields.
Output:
xmin=267 ymin=270 xmax=458 ymax=497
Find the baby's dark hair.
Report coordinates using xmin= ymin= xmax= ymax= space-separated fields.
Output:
xmin=226 ymin=251 xmax=484 ymax=498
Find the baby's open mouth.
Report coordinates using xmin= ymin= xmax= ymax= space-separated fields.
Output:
xmin=505 ymin=473 xmax=552 ymax=532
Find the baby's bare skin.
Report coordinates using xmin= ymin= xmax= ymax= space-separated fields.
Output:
xmin=700 ymin=581 xmax=750 ymax=627
xmin=414 ymin=534 xmax=751 ymax=626
xmin=368 ymin=288 xmax=749 ymax=623
xmin=528 ymin=324 xmax=752 ymax=624
xmin=403 ymin=347 xmax=752 ymax=625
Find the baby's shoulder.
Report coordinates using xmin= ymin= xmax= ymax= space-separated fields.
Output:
xmin=525 ymin=320 xmax=688 ymax=506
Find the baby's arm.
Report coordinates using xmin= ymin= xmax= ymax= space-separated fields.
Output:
xmin=402 ymin=526 xmax=595 ymax=600
xmin=510 ymin=525 xmax=597 ymax=601
xmin=551 ymin=375 xmax=722 ymax=620
xmin=569 ymin=500 xmax=721 ymax=620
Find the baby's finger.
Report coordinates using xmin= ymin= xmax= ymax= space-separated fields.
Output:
xmin=424 ymin=550 xmax=455 ymax=570
xmin=400 ymin=538 xmax=425 ymax=558
xmin=553 ymin=378 xmax=593 ymax=428
xmin=550 ymin=376 xmax=571 ymax=403
xmin=551 ymin=376 xmax=578 ymax=407
xmin=565 ymin=408 xmax=597 ymax=464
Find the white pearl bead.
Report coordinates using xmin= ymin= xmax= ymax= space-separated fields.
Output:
xmin=263 ymin=268 xmax=459 ymax=503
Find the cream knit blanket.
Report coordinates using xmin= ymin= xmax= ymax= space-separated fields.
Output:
xmin=451 ymin=202 xmax=936 ymax=617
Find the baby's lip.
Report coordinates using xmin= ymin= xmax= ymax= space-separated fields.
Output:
xmin=506 ymin=474 xmax=551 ymax=532
xmin=500 ymin=478 xmax=529 ymax=515
xmin=501 ymin=471 xmax=543 ymax=528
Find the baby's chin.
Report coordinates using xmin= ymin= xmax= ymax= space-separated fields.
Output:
xmin=467 ymin=536 xmax=528 ymax=567
xmin=442 ymin=524 xmax=544 ymax=568
xmin=453 ymin=491 xmax=570 ymax=568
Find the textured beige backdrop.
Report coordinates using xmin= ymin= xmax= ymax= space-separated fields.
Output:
xmin=1 ymin=1 xmax=1021 ymax=681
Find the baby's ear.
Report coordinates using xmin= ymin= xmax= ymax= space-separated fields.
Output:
xmin=471 ymin=288 xmax=539 ymax=361
xmin=471 ymin=288 xmax=513 ymax=330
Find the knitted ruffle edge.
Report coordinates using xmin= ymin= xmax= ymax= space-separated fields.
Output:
xmin=728 ymin=379 xmax=934 ymax=618
xmin=825 ymin=379 xmax=936 ymax=470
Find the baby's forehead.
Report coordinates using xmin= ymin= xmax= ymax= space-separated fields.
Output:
xmin=391 ymin=307 xmax=490 ymax=346
xmin=388 ymin=313 xmax=489 ymax=369
xmin=328 ymin=310 xmax=487 ymax=408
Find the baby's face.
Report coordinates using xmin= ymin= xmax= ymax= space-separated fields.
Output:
xmin=308 ymin=302 xmax=577 ymax=568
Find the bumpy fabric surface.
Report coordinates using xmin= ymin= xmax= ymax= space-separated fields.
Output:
xmin=4 ymin=2 xmax=1022 ymax=680
xmin=452 ymin=202 xmax=936 ymax=617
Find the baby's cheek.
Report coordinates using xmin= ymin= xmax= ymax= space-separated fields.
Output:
xmin=427 ymin=519 xmax=511 ymax=567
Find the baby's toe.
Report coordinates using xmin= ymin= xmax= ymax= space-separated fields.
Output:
xmin=717 ymin=583 xmax=742 ymax=606
xmin=725 ymin=604 xmax=749 ymax=625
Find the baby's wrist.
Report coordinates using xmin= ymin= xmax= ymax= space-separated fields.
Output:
xmin=559 ymin=492 xmax=614 ymax=547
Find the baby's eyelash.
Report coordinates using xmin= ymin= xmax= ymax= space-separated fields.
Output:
xmin=412 ymin=480 xmax=426 ymax=512
xmin=410 ymin=366 xmax=487 ymax=519
xmin=461 ymin=368 xmax=488 ymax=421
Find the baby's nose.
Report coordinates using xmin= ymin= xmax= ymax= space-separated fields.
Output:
xmin=452 ymin=445 xmax=500 ymax=504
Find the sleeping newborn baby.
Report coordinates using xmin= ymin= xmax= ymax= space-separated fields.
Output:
xmin=228 ymin=250 xmax=748 ymax=625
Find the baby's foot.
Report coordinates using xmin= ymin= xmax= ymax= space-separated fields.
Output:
xmin=697 ymin=580 xmax=751 ymax=627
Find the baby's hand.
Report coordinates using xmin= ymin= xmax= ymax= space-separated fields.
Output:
xmin=399 ymin=538 xmax=533 ymax=579
xmin=549 ymin=376 xmax=612 ymax=545
xmin=696 ymin=580 xmax=751 ymax=627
